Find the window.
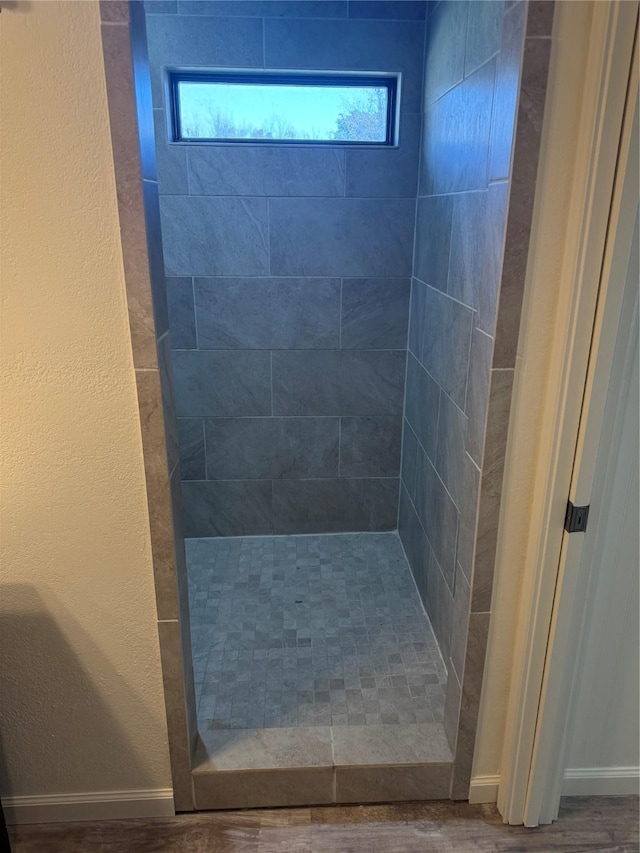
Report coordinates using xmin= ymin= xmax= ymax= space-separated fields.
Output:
xmin=169 ymin=71 xmax=398 ymax=145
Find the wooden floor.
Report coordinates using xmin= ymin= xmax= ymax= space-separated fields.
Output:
xmin=8 ymin=796 xmax=638 ymax=852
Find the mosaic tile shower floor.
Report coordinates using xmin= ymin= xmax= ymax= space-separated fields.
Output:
xmin=187 ymin=532 xmax=447 ymax=731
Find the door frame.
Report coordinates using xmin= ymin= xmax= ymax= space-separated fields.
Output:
xmin=495 ymin=0 xmax=638 ymax=826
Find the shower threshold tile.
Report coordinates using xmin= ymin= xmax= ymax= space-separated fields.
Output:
xmin=188 ymin=531 xmax=447 ymax=731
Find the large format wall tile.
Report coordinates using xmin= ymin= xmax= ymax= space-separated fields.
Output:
xmin=264 ymin=19 xmax=425 ymax=113
xmin=398 ymin=485 xmax=428 ymax=599
xmin=421 ymin=286 xmax=474 ymax=409
xmin=414 ymin=445 xmax=458 ymax=589
xmin=182 ymin=479 xmax=274 ymax=536
xmin=349 ymin=1 xmax=427 ymax=20
xmin=194 ymin=277 xmax=341 ymax=349
xmin=408 ymin=278 xmax=427 ymax=359
xmin=465 ymin=0 xmax=503 ymax=77
xmin=404 ymin=352 xmax=439 ymax=461
xmin=425 ymin=544 xmax=454 ymax=663
xmin=423 ymin=0 xmax=468 ymax=106
xmin=178 ymin=1 xmax=348 ymax=17
xmin=272 ymin=478 xmax=398 ymax=533
xmin=345 ymin=113 xmax=421 ymax=198
xmin=400 ymin=419 xmax=418 ymax=500
xmin=420 ymin=58 xmax=496 ymax=195
xmin=269 ymin=198 xmax=415 ymax=278
xmin=160 ymin=197 xmax=269 ymax=276
xmin=177 ymin=417 xmax=206 ymax=480
xmin=339 ymin=416 xmax=402 ymax=478
xmin=146 ymin=15 xmax=264 ymax=105
xmin=414 ymin=195 xmax=454 ymax=291
xmin=272 ymin=350 xmax=406 ymax=416
xmin=188 ymin=147 xmax=346 ymax=197
xmin=172 ymin=350 xmax=271 ymax=417
xmin=204 ymin=417 xmax=339 ymax=480
xmin=489 ymin=1 xmax=526 ymax=181
xmin=341 ymin=278 xmax=410 ymax=350
xmin=448 ymin=183 xmax=509 ymax=332
xmin=166 ymin=277 xmax=196 ymax=349
xmin=465 ymin=327 xmax=493 ymax=466
xmin=435 ymin=391 xmax=469 ymax=510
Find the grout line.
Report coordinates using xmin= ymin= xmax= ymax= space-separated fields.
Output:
xmin=182 ymin=476 xmax=400 ymax=484
xmin=269 ymin=350 xmax=274 ymax=416
xmin=191 ymin=276 xmax=199 ymax=349
xmin=338 ymin=417 xmax=342 ymax=477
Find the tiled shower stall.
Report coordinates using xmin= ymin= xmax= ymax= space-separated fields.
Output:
xmin=134 ymin=0 xmax=550 ymax=801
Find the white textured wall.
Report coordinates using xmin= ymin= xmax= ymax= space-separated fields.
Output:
xmin=0 ymin=1 xmax=172 ymax=797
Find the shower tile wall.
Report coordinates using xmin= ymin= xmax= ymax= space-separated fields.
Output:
xmin=400 ymin=1 xmax=523 ymax=693
xmin=145 ymin=0 xmax=425 ymax=536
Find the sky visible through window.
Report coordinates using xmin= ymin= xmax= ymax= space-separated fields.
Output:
xmin=176 ymin=80 xmax=389 ymax=142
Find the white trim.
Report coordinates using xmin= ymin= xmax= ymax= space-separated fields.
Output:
xmin=3 ymin=788 xmax=175 ymax=825
xmin=469 ymin=775 xmax=501 ymax=805
xmin=494 ymin=0 xmax=638 ymax=827
xmin=562 ymin=768 xmax=640 ymax=798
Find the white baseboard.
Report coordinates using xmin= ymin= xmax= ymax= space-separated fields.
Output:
xmin=468 ymin=774 xmax=501 ymax=804
xmin=2 ymin=787 xmax=175 ymax=825
xmin=562 ymin=766 xmax=640 ymax=797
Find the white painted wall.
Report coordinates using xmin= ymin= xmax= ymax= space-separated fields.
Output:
xmin=0 ymin=0 xmax=173 ymax=818
xmin=563 ymin=213 xmax=639 ymax=796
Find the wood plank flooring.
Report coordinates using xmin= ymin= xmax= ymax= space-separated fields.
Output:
xmin=8 ymin=796 xmax=638 ymax=852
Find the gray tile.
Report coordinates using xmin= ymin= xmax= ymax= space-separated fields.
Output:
xmin=197 ymin=726 xmax=333 ymax=769
xmin=205 ymin=417 xmax=339 ymax=480
xmin=178 ymin=418 xmax=206 ymax=480
xmin=172 ymin=350 xmax=271 ymax=417
xmin=451 ymin=612 xmax=490 ymax=799
xmin=332 ymin=723 xmax=451 ymax=764
xmin=166 ymin=277 xmax=196 ymax=349
xmin=142 ymin=180 xmax=171 ymax=342
xmin=341 ymin=278 xmax=410 ymax=350
xmin=489 ymin=0 xmax=527 ymax=181
xmin=269 ymin=198 xmax=415 ymax=278
xmin=272 ymin=478 xmax=398 ymax=533
xmin=421 ymin=58 xmax=496 ymax=195
xmin=456 ymin=454 xmax=480 ymax=582
xmin=425 ymin=546 xmax=454 ymax=663
xmin=450 ymin=567 xmax=470 ymax=683
xmin=153 ymin=109 xmax=188 ymax=195
xmin=526 ymin=0 xmax=554 ymax=36
xmin=264 ymin=19 xmax=425 ymax=113
xmin=182 ymin=479 xmax=273 ymax=536
xmin=194 ymin=277 xmax=340 ymax=349
xmin=400 ymin=420 xmax=418 ymax=500
xmin=349 ymin=1 xmax=426 ymax=20
xmin=272 ymin=350 xmax=406 ymax=417
xmin=443 ymin=663 xmax=461 ymax=751
xmin=157 ymin=333 xmax=180 ymax=474
xmin=415 ymin=445 xmax=458 ymax=589
xmin=423 ymin=0 xmax=468 ymax=106
xmin=465 ymin=0 xmax=503 ymax=76
xmin=100 ymin=0 xmax=129 ymax=22
xmin=179 ymin=1 xmax=347 ymax=16
xmin=340 ymin=416 xmax=402 ymax=478
xmin=421 ymin=286 xmax=474 ymax=409
xmin=448 ymin=183 xmax=509 ymax=333
xmin=494 ymin=37 xmax=551 ymax=366
xmin=398 ymin=486 xmax=428 ymax=599
xmin=465 ymin=328 xmax=493 ymax=466
xmin=194 ymin=766 xmax=334 ymax=809
xmin=435 ymin=391 xmax=469 ymax=511
xmin=335 ymin=763 xmax=451 ymax=803
xmin=160 ymin=196 xmax=268 ymax=277
xmin=414 ymin=195 xmax=454 ymax=292
xmin=346 ymin=113 xmax=420 ymax=198
xmin=146 ymin=15 xmax=264 ymax=106
xmin=144 ymin=0 xmax=177 ymax=11
xmin=472 ymin=369 xmax=513 ymax=611
xmin=188 ymin=146 xmax=345 ymax=197
xmin=408 ymin=278 xmax=426 ymax=360
xmin=404 ymin=352 xmax=439 ymax=461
